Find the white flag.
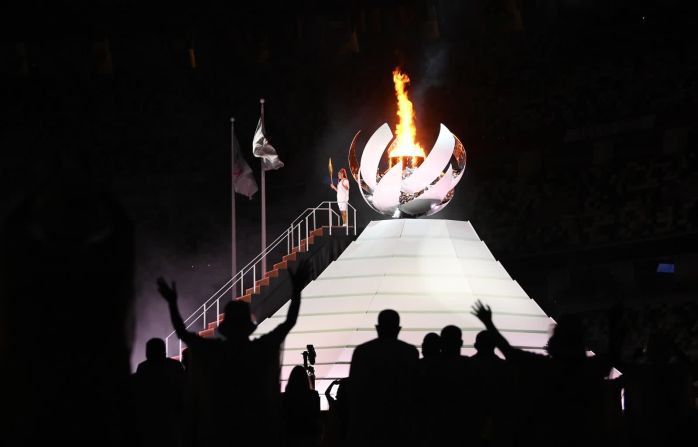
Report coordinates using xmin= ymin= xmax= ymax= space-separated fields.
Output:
xmin=233 ymin=132 xmax=258 ymax=198
xmin=252 ymin=116 xmax=284 ymax=171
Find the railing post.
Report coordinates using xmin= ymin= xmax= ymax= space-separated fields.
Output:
xmin=287 ymin=228 xmax=290 ymax=254
xmin=305 ymin=216 xmax=308 ymax=244
xmin=165 ymin=336 xmax=169 ymax=358
xmin=313 ymin=209 xmax=316 ymax=231
xmin=216 ymin=298 xmax=220 ymax=325
xmin=179 ymin=339 xmax=182 ymax=362
xmin=328 ymin=205 xmax=332 ymax=236
xmin=253 ymin=264 xmax=256 ymax=289
xmin=298 ymin=223 xmax=301 ymax=251
xmin=203 ymin=304 xmax=207 ymax=330
xmin=353 ymin=208 xmax=357 ymax=236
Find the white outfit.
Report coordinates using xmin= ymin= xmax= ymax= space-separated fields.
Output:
xmin=336 ymin=178 xmax=350 ymax=212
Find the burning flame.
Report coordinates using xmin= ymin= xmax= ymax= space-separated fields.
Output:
xmin=389 ymin=68 xmax=426 ymax=160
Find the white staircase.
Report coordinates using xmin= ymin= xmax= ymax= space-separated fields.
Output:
xmin=165 ymin=201 xmax=357 ymax=358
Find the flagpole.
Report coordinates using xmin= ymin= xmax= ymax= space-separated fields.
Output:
xmin=231 ymin=117 xmax=237 ymax=298
xmin=260 ymin=98 xmax=267 ymax=274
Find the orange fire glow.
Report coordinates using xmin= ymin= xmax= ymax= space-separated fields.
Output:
xmin=389 ymin=68 xmax=426 ymax=160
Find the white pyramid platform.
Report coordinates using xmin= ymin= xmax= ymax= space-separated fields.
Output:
xmin=252 ymin=219 xmax=555 ymax=407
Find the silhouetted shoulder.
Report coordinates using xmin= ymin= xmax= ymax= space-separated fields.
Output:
xmin=164 ymin=357 xmax=185 ymax=373
xmin=398 ymin=339 xmax=419 ymax=356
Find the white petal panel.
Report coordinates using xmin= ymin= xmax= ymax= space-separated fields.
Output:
xmin=418 ymin=165 xmax=454 ymax=201
xmin=359 ymin=123 xmax=393 ymax=190
xmin=371 ymin=161 xmax=403 ymax=214
xmin=400 ymin=124 xmax=455 ymax=194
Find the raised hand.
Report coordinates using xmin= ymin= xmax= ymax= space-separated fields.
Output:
xmin=471 ymin=300 xmax=493 ymax=326
xmin=157 ymin=277 xmax=178 ymax=304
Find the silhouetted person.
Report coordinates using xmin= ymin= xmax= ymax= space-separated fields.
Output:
xmin=472 ymin=300 xmax=621 ymax=447
xmin=348 ymin=309 xmax=419 ymax=446
xmin=282 ymin=365 xmax=321 ymax=447
xmin=621 ymin=331 xmax=696 ymax=446
xmin=137 ymin=338 xmax=185 ymax=376
xmin=130 ymin=338 xmax=185 ymax=447
xmin=415 ymin=332 xmax=441 ymax=446
xmin=420 ymin=332 xmax=441 ymax=359
xmin=470 ymin=330 xmax=513 ymax=446
xmin=473 ymin=330 xmax=497 ymax=360
xmin=158 ymin=276 xmax=301 ymax=447
xmin=424 ymin=325 xmax=475 ymax=446
xmin=323 ymin=378 xmax=350 ymax=447
xmin=440 ymin=325 xmax=464 ymax=357
xmin=1 ymin=156 xmax=134 ymax=446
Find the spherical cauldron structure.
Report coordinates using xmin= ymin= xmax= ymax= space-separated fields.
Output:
xmin=348 ymin=123 xmax=466 ymax=218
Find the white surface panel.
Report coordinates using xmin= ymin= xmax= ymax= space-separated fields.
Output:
xmin=252 ymin=219 xmax=556 ymax=394
xmin=360 ymin=123 xmax=393 ymax=190
xmin=446 ymin=220 xmax=481 ymax=241
xmin=357 ymin=219 xmax=405 ymax=240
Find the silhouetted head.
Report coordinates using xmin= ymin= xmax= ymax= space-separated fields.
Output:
xmin=474 ymin=330 xmax=496 ymax=355
xmin=145 ymin=338 xmax=166 ymax=362
xmin=440 ymin=325 xmax=463 ymax=356
xmin=218 ymin=300 xmax=256 ymax=339
xmin=285 ymin=365 xmax=310 ymax=394
xmin=338 ymin=168 xmax=347 ymax=180
xmin=545 ymin=314 xmax=586 ymax=360
xmin=421 ymin=332 xmax=441 ymax=358
xmin=376 ymin=309 xmax=401 ymax=339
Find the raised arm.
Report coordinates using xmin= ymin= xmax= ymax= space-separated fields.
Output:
xmin=325 ymin=379 xmax=340 ymax=406
xmin=275 ymin=288 xmax=301 ymax=339
xmin=471 ymin=300 xmax=517 ymax=358
xmin=157 ymin=277 xmax=199 ymax=345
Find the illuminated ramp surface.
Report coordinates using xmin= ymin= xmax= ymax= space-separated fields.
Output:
xmin=252 ymin=219 xmax=555 ymax=407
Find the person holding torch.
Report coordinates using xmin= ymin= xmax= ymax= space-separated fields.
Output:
xmin=329 ymin=158 xmax=350 ymax=226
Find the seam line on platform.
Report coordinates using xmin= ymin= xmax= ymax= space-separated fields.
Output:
xmin=285 ymin=327 xmax=548 ymax=334
xmin=318 ymin=273 xmax=511 ymax=280
xmin=301 ymin=292 xmax=529 ymax=300
xmin=265 ymin=310 xmax=548 ymax=319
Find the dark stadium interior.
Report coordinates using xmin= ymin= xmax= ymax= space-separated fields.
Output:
xmin=2 ymin=1 xmax=697 ymax=446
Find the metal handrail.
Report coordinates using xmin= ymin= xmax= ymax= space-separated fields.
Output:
xmin=165 ymin=201 xmax=358 ymax=357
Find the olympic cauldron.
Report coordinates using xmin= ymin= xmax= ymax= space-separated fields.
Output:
xmin=348 ymin=123 xmax=467 ymax=218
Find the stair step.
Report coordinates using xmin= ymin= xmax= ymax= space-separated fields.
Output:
xmin=199 ymin=328 xmax=215 ymax=338
xmin=245 ymin=276 xmax=270 ymax=295
xmin=245 ymin=285 xmax=262 ymax=296
xmin=273 ymin=260 xmax=288 ymax=270
xmin=283 ymin=252 xmax=297 ymax=262
xmin=207 ymin=320 xmax=223 ymax=330
xmin=238 ymin=294 xmax=252 ymax=303
xmin=311 ymin=228 xmax=324 ymax=237
xmin=291 ymin=244 xmax=304 ymax=254
xmin=264 ymin=269 xmax=279 ymax=279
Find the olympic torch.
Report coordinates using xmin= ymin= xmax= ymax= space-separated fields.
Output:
xmin=328 ymin=157 xmax=334 ymax=186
